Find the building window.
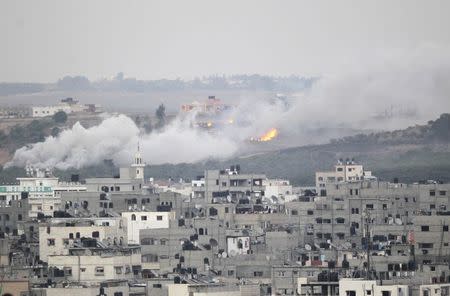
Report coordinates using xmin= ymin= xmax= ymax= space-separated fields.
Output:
xmin=421 ymin=225 xmax=430 ymax=232
xmin=307 ymin=210 xmax=314 ymax=215
xmin=131 ymin=214 xmax=136 ymax=221
xmin=254 ymin=271 xmax=263 ymax=277
xmin=141 ymin=215 xmax=147 ymax=221
xmin=440 ymin=191 xmax=447 ymax=196
xmin=92 ymin=231 xmax=100 ymax=238
xmin=336 ymin=217 xmax=345 ymax=224
xmin=228 ymin=270 xmax=234 ymax=276
xmin=47 ymin=239 xmax=55 ymax=246
xmin=444 ymin=225 xmax=449 ymax=232
xmin=157 ymin=215 xmax=163 ymax=221
xmin=115 ymin=266 xmax=122 ymax=274
xmin=18 ymin=214 xmax=22 ymax=221
xmin=64 ymin=267 xmax=72 ymax=276
xmin=291 ymin=210 xmax=298 ymax=216
xmin=141 ymin=238 xmax=155 ymax=245
xmin=95 ymin=266 xmax=105 ymax=275
xmin=430 ymin=190 xmax=436 ymax=196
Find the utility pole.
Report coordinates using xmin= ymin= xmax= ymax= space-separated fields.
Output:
xmin=364 ymin=209 xmax=372 ymax=280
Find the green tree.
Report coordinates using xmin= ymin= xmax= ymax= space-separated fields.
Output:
xmin=51 ymin=127 xmax=61 ymax=137
xmin=155 ymin=104 xmax=166 ymax=128
xmin=53 ymin=111 xmax=68 ymax=124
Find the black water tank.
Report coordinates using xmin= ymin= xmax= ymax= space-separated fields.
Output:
xmin=71 ymin=174 xmax=79 ymax=182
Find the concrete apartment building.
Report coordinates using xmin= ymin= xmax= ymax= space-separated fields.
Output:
xmin=47 ymin=246 xmax=141 ymax=283
xmin=121 ymin=211 xmax=174 ymax=244
xmin=39 ymin=217 xmax=127 ymax=262
xmin=3 ymin=155 xmax=450 ymax=296
xmin=193 ymin=166 xmax=266 ymax=203
xmin=316 ymin=160 xmax=376 ymax=196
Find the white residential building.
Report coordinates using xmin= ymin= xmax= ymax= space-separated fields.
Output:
xmin=226 ymin=235 xmax=250 ymax=257
xmin=263 ymin=178 xmax=297 ymax=202
xmin=0 ymin=168 xmax=86 ymax=217
xmin=47 ymin=247 xmax=141 ymax=283
xmin=39 ymin=217 xmax=126 ymax=262
xmin=121 ymin=211 xmax=174 ymax=244
xmin=315 ymin=160 xmax=376 ymax=195
xmin=338 ymin=278 xmax=408 ymax=296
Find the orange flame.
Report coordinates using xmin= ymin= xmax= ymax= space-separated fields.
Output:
xmin=259 ymin=128 xmax=278 ymax=141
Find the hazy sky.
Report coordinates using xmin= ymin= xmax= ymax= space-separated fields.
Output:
xmin=1 ymin=0 xmax=450 ymax=82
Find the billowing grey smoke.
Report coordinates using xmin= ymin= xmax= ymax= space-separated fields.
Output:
xmin=7 ymin=113 xmax=240 ymax=169
xmin=7 ymin=46 xmax=450 ymax=169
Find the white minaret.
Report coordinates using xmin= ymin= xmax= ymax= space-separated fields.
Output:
xmin=130 ymin=142 xmax=146 ymax=180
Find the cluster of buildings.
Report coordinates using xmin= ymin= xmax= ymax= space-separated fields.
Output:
xmin=180 ymin=96 xmax=235 ymax=129
xmin=31 ymin=97 xmax=102 ymax=118
xmin=0 ymin=151 xmax=449 ymax=296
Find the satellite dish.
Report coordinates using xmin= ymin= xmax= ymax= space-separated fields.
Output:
xmin=395 ymin=218 xmax=403 ymax=225
xmin=222 ymin=252 xmax=228 ymax=258
xmin=229 ymin=250 xmax=237 ymax=257
xmin=305 ymin=244 xmax=312 ymax=251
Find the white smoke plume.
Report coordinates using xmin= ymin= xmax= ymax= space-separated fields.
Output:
xmin=6 ymin=46 xmax=450 ymax=169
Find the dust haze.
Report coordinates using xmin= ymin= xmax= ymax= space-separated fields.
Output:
xmin=7 ymin=47 xmax=450 ymax=169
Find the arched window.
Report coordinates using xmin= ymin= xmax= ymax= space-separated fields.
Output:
xmin=198 ymin=228 xmax=204 ymax=235
xmin=204 ymin=258 xmax=209 ymax=265
xmin=131 ymin=214 xmax=136 ymax=221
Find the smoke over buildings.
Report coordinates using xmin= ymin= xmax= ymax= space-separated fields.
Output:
xmin=7 ymin=47 xmax=450 ymax=169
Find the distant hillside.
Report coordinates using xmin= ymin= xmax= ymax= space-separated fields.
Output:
xmin=1 ymin=114 xmax=448 ymax=186
xmin=143 ymin=113 xmax=450 ymax=185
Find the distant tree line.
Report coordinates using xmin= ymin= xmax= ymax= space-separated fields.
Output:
xmin=0 ymin=74 xmax=317 ymax=95
xmin=330 ymin=113 xmax=450 ymax=146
